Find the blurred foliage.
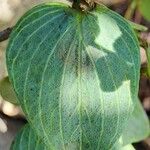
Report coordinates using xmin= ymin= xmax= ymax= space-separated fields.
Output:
xmin=0 ymin=77 xmax=18 ymax=105
xmin=138 ymin=0 xmax=150 ymax=21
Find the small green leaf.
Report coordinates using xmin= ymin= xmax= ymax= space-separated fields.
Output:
xmin=138 ymin=0 xmax=150 ymax=21
xmin=0 ymin=77 xmax=18 ymax=105
xmin=11 ymin=124 xmax=86 ymax=150
xmin=111 ymin=141 xmax=135 ymax=150
xmin=128 ymin=20 xmax=148 ymax=32
xmin=122 ymin=99 xmax=150 ymax=145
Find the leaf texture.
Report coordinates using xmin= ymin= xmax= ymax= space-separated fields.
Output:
xmin=122 ymin=99 xmax=150 ymax=145
xmin=6 ymin=3 xmax=140 ymax=149
xmin=11 ymin=124 xmax=83 ymax=150
xmin=10 ymin=124 xmax=47 ymax=150
xmin=138 ymin=0 xmax=150 ymax=21
xmin=0 ymin=77 xmax=18 ymax=105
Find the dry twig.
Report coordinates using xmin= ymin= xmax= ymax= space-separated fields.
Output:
xmin=0 ymin=27 xmax=13 ymax=42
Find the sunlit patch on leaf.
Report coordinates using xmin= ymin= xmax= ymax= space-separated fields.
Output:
xmin=122 ymin=99 xmax=150 ymax=145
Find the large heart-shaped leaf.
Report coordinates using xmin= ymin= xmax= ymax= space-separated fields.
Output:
xmin=138 ymin=0 xmax=150 ymax=21
xmin=10 ymin=124 xmax=136 ymax=150
xmin=11 ymin=124 xmax=86 ymax=150
xmin=6 ymin=2 xmax=140 ymax=149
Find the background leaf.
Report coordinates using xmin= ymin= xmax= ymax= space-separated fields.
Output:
xmin=10 ymin=124 xmax=47 ymax=150
xmin=138 ymin=0 xmax=150 ymax=21
xmin=6 ymin=3 xmax=140 ymax=149
xmin=0 ymin=77 xmax=18 ymax=105
xmin=122 ymin=99 xmax=150 ymax=145
xmin=128 ymin=21 xmax=148 ymax=32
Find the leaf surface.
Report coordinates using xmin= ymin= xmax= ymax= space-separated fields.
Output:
xmin=11 ymin=124 xmax=83 ymax=150
xmin=138 ymin=0 xmax=150 ymax=21
xmin=6 ymin=3 xmax=140 ymax=149
xmin=0 ymin=77 xmax=18 ymax=105
xmin=121 ymin=144 xmax=135 ymax=150
xmin=122 ymin=99 xmax=150 ymax=145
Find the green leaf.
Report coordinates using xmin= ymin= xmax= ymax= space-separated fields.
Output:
xmin=122 ymin=99 xmax=150 ymax=145
xmin=6 ymin=2 xmax=140 ymax=149
xmin=0 ymin=77 xmax=18 ymax=105
xmin=121 ymin=144 xmax=135 ymax=150
xmin=11 ymin=124 xmax=90 ymax=150
xmin=10 ymin=124 xmax=47 ymax=150
xmin=128 ymin=20 xmax=148 ymax=32
xmin=138 ymin=0 xmax=150 ymax=21
xmin=111 ymin=141 xmax=135 ymax=150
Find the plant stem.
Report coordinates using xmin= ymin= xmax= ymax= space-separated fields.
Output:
xmin=128 ymin=21 xmax=148 ymax=32
xmin=0 ymin=27 xmax=13 ymax=42
xmin=125 ymin=0 xmax=137 ymax=20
